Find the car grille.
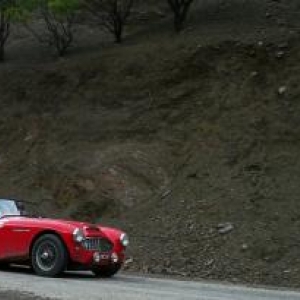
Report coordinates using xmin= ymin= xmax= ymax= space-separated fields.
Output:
xmin=82 ymin=238 xmax=113 ymax=252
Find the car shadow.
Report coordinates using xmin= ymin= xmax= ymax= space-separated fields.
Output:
xmin=1 ymin=265 xmax=34 ymax=274
xmin=1 ymin=265 xmax=146 ymax=284
xmin=1 ymin=265 xmax=96 ymax=280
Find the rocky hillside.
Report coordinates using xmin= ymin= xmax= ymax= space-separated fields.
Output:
xmin=1 ymin=0 xmax=300 ymax=288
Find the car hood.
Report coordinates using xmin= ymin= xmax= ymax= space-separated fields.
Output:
xmin=42 ymin=218 xmax=104 ymax=236
xmin=54 ymin=219 xmax=94 ymax=228
xmin=60 ymin=219 xmax=105 ymax=235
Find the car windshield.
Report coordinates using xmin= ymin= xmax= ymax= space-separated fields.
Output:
xmin=0 ymin=199 xmax=21 ymax=218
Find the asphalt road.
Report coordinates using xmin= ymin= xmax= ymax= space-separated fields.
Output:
xmin=0 ymin=268 xmax=300 ymax=300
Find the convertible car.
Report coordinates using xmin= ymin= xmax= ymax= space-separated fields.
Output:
xmin=0 ymin=199 xmax=129 ymax=277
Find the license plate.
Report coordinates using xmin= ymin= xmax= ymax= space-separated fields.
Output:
xmin=100 ymin=254 xmax=109 ymax=260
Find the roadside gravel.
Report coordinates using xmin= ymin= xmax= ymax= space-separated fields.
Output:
xmin=0 ymin=291 xmax=53 ymax=300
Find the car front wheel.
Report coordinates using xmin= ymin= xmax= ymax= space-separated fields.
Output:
xmin=92 ymin=263 xmax=121 ymax=278
xmin=31 ymin=234 xmax=68 ymax=277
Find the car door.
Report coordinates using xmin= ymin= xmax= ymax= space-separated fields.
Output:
xmin=0 ymin=219 xmax=11 ymax=259
xmin=3 ymin=219 xmax=33 ymax=258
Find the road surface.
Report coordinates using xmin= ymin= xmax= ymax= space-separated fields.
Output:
xmin=0 ymin=268 xmax=299 ymax=300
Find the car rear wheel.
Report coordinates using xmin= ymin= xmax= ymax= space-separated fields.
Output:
xmin=92 ymin=264 xmax=121 ymax=278
xmin=31 ymin=234 xmax=68 ymax=277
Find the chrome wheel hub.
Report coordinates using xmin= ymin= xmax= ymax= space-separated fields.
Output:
xmin=41 ymin=252 xmax=50 ymax=259
xmin=36 ymin=242 xmax=57 ymax=272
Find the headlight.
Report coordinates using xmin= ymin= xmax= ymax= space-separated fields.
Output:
xmin=120 ymin=233 xmax=129 ymax=247
xmin=73 ymin=228 xmax=85 ymax=243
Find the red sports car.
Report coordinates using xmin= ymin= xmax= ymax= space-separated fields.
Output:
xmin=0 ymin=199 xmax=129 ymax=277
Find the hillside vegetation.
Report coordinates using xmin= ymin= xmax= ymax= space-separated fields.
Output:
xmin=1 ymin=0 xmax=300 ymax=287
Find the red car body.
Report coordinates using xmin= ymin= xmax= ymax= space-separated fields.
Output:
xmin=0 ymin=199 xmax=129 ymax=277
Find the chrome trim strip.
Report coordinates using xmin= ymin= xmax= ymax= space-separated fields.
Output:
xmin=11 ymin=229 xmax=31 ymax=232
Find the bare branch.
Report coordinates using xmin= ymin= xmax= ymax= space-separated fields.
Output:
xmin=25 ymin=1 xmax=76 ymax=57
xmin=0 ymin=6 xmax=11 ymax=62
xmin=84 ymin=0 xmax=134 ymax=43
xmin=167 ymin=0 xmax=195 ymax=32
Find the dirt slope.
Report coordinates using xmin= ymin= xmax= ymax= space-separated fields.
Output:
xmin=1 ymin=0 xmax=300 ymax=288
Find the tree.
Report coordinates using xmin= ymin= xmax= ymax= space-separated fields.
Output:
xmin=167 ymin=0 xmax=194 ymax=32
xmin=84 ymin=0 xmax=134 ymax=43
xmin=23 ymin=0 xmax=79 ymax=56
xmin=0 ymin=0 xmax=17 ymax=62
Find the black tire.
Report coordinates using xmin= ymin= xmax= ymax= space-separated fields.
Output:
xmin=31 ymin=234 xmax=68 ymax=277
xmin=92 ymin=264 xmax=121 ymax=278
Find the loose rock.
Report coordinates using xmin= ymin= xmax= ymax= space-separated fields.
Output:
xmin=217 ymin=223 xmax=234 ymax=234
xmin=276 ymin=51 xmax=285 ymax=59
xmin=278 ymin=86 xmax=287 ymax=95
